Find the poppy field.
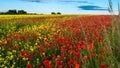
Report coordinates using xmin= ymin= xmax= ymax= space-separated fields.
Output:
xmin=0 ymin=15 xmax=119 ymax=68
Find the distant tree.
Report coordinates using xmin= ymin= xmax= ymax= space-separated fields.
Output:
xmin=7 ymin=10 xmax=17 ymax=14
xmin=18 ymin=10 xmax=27 ymax=14
xmin=0 ymin=12 xmax=4 ymax=14
xmin=57 ymin=12 xmax=61 ymax=15
xmin=0 ymin=9 xmax=28 ymax=15
xmin=51 ymin=12 xmax=56 ymax=14
xmin=0 ymin=12 xmax=7 ymax=14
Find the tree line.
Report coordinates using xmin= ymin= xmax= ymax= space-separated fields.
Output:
xmin=0 ymin=10 xmax=27 ymax=14
xmin=0 ymin=9 xmax=62 ymax=15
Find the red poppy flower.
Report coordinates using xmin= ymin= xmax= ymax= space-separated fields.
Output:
xmin=45 ymin=42 xmax=51 ymax=47
xmin=57 ymin=37 xmax=64 ymax=43
xmin=100 ymin=50 xmax=105 ymax=54
xmin=43 ymin=60 xmax=49 ymax=66
xmin=22 ymin=36 xmax=28 ymax=40
xmin=58 ymin=65 xmax=63 ymax=68
xmin=43 ymin=60 xmax=52 ymax=68
xmin=47 ymin=64 xmax=52 ymax=68
xmin=100 ymin=65 xmax=105 ymax=68
xmin=84 ymin=55 xmax=88 ymax=59
xmin=75 ymin=63 xmax=80 ymax=68
xmin=74 ymin=51 xmax=80 ymax=59
xmin=106 ymin=64 xmax=110 ymax=67
xmin=68 ymin=60 xmax=74 ymax=65
xmin=52 ymin=55 xmax=56 ymax=60
xmin=81 ymin=44 xmax=85 ymax=49
xmin=99 ymin=56 xmax=103 ymax=61
xmin=44 ymin=56 xmax=49 ymax=60
xmin=82 ymin=59 xmax=87 ymax=63
xmin=20 ymin=50 xmax=27 ymax=58
xmin=14 ymin=35 xmax=19 ymax=39
xmin=27 ymin=63 xmax=32 ymax=68
xmin=28 ymin=55 xmax=33 ymax=60
xmin=16 ymin=45 xmax=20 ymax=49
xmin=90 ymin=54 xmax=95 ymax=58
xmin=39 ymin=50 xmax=45 ymax=55
xmin=98 ymin=37 xmax=102 ymax=42
xmin=88 ymin=45 xmax=94 ymax=51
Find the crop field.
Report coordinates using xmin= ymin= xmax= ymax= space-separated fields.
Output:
xmin=0 ymin=15 xmax=119 ymax=68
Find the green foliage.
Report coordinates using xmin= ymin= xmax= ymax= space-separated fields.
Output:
xmin=51 ymin=12 xmax=56 ymax=14
xmin=57 ymin=12 xmax=61 ymax=15
xmin=18 ymin=10 xmax=27 ymax=14
xmin=6 ymin=10 xmax=17 ymax=14
xmin=108 ymin=0 xmax=120 ymax=67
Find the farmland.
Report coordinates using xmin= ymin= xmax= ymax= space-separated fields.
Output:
xmin=0 ymin=15 xmax=119 ymax=68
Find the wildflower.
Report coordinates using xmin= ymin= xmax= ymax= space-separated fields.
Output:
xmin=27 ymin=63 xmax=32 ymax=68
xmin=98 ymin=37 xmax=102 ymax=42
xmin=39 ymin=36 xmax=42 ymax=39
xmin=106 ymin=64 xmax=110 ymax=67
xmin=84 ymin=55 xmax=88 ymax=59
xmin=14 ymin=35 xmax=19 ymax=39
xmin=75 ymin=63 xmax=80 ymax=68
xmin=74 ymin=51 xmax=80 ymax=59
xmin=99 ymin=56 xmax=103 ymax=61
xmin=88 ymin=45 xmax=94 ymax=51
xmin=15 ymin=46 xmax=20 ymax=49
xmin=45 ymin=42 xmax=51 ymax=47
xmin=22 ymin=36 xmax=28 ymax=40
xmin=39 ymin=50 xmax=45 ymax=55
xmin=58 ymin=65 xmax=63 ymax=68
xmin=57 ymin=37 xmax=64 ymax=43
xmin=100 ymin=49 xmax=105 ymax=54
xmin=44 ymin=56 xmax=49 ymax=60
xmin=90 ymin=54 xmax=95 ymax=58
xmin=66 ymin=57 xmax=70 ymax=61
xmin=52 ymin=40 xmax=57 ymax=45
xmin=4 ymin=40 xmax=11 ymax=45
xmin=81 ymin=44 xmax=85 ymax=49
xmin=30 ymin=46 xmax=34 ymax=51
xmin=47 ymin=64 xmax=52 ymax=68
xmin=52 ymin=55 xmax=56 ymax=60
xmin=82 ymin=59 xmax=87 ymax=63
xmin=20 ymin=50 xmax=27 ymax=59
xmin=27 ymin=42 xmax=31 ymax=45
xmin=23 ymin=57 xmax=28 ymax=60
xmin=68 ymin=59 xmax=74 ymax=65
xmin=100 ymin=65 xmax=105 ymax=68
xmin=106 ymin=23 xmax=111 ymax=27
xmin=44 ymin=37 xmax=48 ymax=41
xmin=43 ymin=60 xmax=52 ymax=68
xmin=28 ymin=55 xmax=33 ymax=60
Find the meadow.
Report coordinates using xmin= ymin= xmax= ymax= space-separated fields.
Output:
xmin=0 ymin=15 xmax=119 ymax=68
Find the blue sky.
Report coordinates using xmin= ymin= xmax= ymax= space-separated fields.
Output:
xmin=0 ymin=0 xmax=119 ymax=14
